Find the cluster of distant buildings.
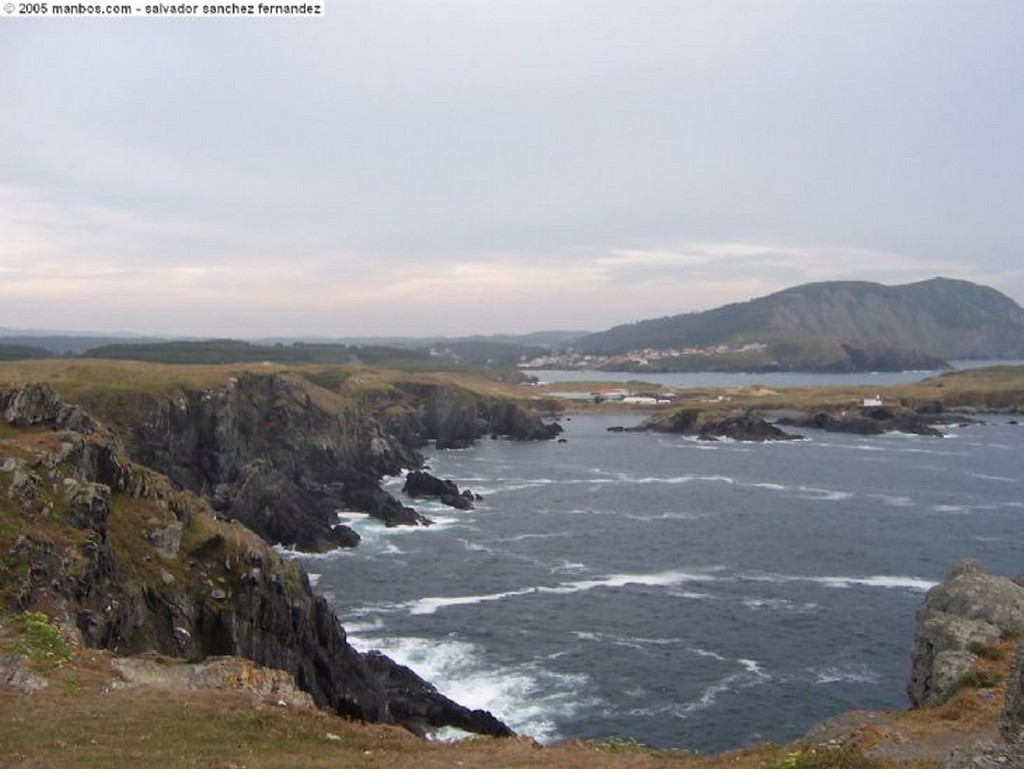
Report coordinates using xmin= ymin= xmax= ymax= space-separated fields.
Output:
xmin=518 ymin=342 xmax=768 ymax=370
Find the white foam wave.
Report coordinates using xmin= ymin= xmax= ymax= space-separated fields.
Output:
xmin=572 ymin=631 xmax=688 ymax=650
xmin=622 ymin=511 xmax=706 ymax=521
xmin=742 ymin=571 xmax=937 ymax=592
xmin=796 ymin=486 xmax=853 ymax=501
xmin=341 ymin=616 xmax=385 ymax=635
xmin=482 ymin=479 xmax=559 ymax=494
xmin=348 ymin=634 xmax=592 ymax=743
xmin=572 ymin=633 xmax=728 ymax=661
xmin=687 ymin=647 xmax=730 ymax=662
xmin=967 ymin=472 xmax=1018 ymax=483
xmin=336 ymin=511 xmax=371 ymax=523
xmin=406 ymin=567 xmax=934 ymax=618
xmin=405 ymin=569 xmax=724 ymax=615
xmin=814 ymin=664 xmax=880 ymax=685
xmin=549 ymin=560 xmax=587 ymax=574
xmin=504 ymin=532 xmax=572 ymax=542
xmin=811 ymin=575 xmax=938 ymax=591
xmin=661 ymin=658 xmax=771 ymax=718
xmin=872 ymin=494 xmax=914 ymax=507
xmin=668 ymin=589 xmax=715 ymax=601
xmin=407 ymin=588 xmax=538 ymax=616
xmin=550 ymin=569 xmax=724 ymax=594
xmin=273 ymin=544 xmax=350 ymax=561
xmin=742 ymin=597 xmax=819 ymax=613
xmin=930 ymin=504 xmax=971 ymax=514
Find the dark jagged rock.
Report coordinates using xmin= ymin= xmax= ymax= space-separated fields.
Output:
xmin=778 ymin=407 xmax=946 ymax=437
xmin=1 ymin=381 xmax=99 ymax=434
xmin=117 ymin=373 xmax=423 ymax=551
xmin=364 ymin=651 xmax=514 ymax=738
xmin=638 ymin=408 xmax=802 ymax=442
xmin=696 ymin=413 xmax=802 ymax=442
xmin=392 ymin=382 xmax=563 ymax=450
xmin=0 ymin=384 xmax=512 ymax=739
xmin=345 ymin=486 xmax=432 ymax=527
xmin=908 ymin=561 xmax=1024 ymax=707
xmin=57 ymin=374 xmax=560 ymax=553
xmin=402 ymin=470 xmax=476 ymax=510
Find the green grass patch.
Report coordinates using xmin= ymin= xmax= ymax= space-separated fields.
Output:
xmin=967 ymin=639 xmax=1007 ymax=661
xmin=11 ymin=611 xmax=72 ymax=669
xmin=592 ymin=736 xmax=651 ymax=754
xmin=944 ymin=669 xmax=1002 ymax=702
xmin=769 ymin=743 xmax=881 ymax=769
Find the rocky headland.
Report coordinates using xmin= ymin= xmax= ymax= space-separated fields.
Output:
xmin=0 ymin=378 xmax=545 ymax=739
xmin=46 ymin=369 xmax=562 ymax=553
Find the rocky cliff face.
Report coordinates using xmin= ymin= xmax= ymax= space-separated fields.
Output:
xmin=69 ymin=373 xmax=560 ymax=553
xmin=120 ymin=372 xmax=425 ymax=552
xmin=908 ymin=560 xmax=1024 ymax=708
xmin=907 ymin=562 xmax=1024 ymax=768
xmin=390 ymin=382 xmax=563 ymax=449
xmin=0 ymin=383 xmax=511 ymax=737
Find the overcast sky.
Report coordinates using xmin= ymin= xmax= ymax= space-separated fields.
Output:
xmin=2 ymin=1 xmax=1022 ymax=338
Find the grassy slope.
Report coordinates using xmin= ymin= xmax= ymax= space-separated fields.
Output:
xmin=0 ymin=359 xmax=550 ymax=407
xmin=0 ymin=642 xmax=931 ymax=769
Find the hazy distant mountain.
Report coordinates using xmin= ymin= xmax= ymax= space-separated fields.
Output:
xmin=0 ymin=333 xmax=173 ymax=355
xmin=574 ymin=278 xmax=1024 ymax=361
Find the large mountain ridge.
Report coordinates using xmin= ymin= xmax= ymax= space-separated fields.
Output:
xmin=574 ymin=277 xmax=1024 ymax=361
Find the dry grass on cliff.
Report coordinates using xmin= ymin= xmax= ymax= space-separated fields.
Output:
xmin=0 ymin=638 xmax=943 ymax=769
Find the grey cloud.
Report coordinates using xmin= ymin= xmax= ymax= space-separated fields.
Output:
xmin=1 ymin=1 xmax=1022 ymax=336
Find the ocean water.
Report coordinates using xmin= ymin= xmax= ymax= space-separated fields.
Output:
xmin=294 ymin=413 xmax=1024 ymax=753
xmin=532 ymin=360 xmax=1024 ymax=389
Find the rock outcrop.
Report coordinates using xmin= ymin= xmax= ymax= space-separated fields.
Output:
xmin=0 ymin=384 xmax=512 ymax=738
xmin=391 ymin=382 xmax=563 ymax=449
xmin=938 ymin=740 xmax=1024 ymax=769
xmin=111 ymin=373 xmax=423 ymax=552
xmin=778 ymin=406 xmax=946 ymax=437
xmin=402 ymin=470 xmax=477 ymax=510
xmin=935 ymin=634 xmax=1024 ymax=768
xmin=909 ymin=561 xmax=1024 ymax=708
xmin=58 ymin=374 xmax=560 ymax=553
xmin=365 ymin=651 xmax=514 ymax=738
xmin=638 ymin=408 xmax=802 ymax=442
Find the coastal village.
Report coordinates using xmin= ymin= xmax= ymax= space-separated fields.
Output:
xmin=517 ymin=342 xmax=769 ymax=371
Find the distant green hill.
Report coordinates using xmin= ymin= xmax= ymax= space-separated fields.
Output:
xmin=574 ymin=278 xmax=1024 ymax=362
xmin=82 ymin=339 xmax=430 ymax=366
xmin=0 ymin=343 xmax=53 ymax=361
